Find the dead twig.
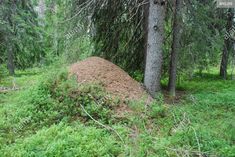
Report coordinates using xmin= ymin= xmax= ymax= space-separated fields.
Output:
xmin=79 ymin=103 xmax=125 ymax=144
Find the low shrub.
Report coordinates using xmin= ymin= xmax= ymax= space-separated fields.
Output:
xmin=1 ymin=123 xmax=121 ymax=157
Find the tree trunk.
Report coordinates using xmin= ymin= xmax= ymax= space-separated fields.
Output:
xmin=144 ymin=0 xmax=166 ymax=98
xmin=232 ymin=42 xmax=235 ymax=80
xmin=143 ymin=1 xmax=150 ymax=74
xmin=220 ymin=41 xmax=229 ymax=79
xmin=220 ymin=9 xmax=234 ymax=79
xmin=53 ymin=4 xmax=58 ymax=56
xmin=7 ymin=43 xmax=15 ymax=76
xmin=6 ymin=3 xmax=16 ymax=76
xmin=38 ymin=0 xmax=46 ymax=20
xmin=168 ymin=0 xmax=182 ymax=97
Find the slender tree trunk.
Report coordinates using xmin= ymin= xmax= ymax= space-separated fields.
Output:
xmin=6 ymin=2 xmax=16 ymax=76
xmin=168 ymin=0 xmax=182 ymax=97
xmin=38 ymin=0 xmax=46 ymax=20
xmin=144 ymin=0 xmax=166 ymax=97
xmin=54 ymin=5 xmax=58 ymax=56
xmin=220 ymin=9 xmax=234 ymax=79
xmin=220 ymin=41 xmax=229 ymax=79
xmin=7 ymin=42 xmax=15 ymax=76
xmin=232 ymin=43 xmax=235 ymax=80
xmin=143 ymin=2 xmax=150 ymax=73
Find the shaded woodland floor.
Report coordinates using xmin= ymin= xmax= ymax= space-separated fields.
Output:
xmin=0 ymin=65 xmax=234 ymax=157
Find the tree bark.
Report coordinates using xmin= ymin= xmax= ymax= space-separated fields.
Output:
xmin=38 ymin=0 xmax=46 ymax=20
xmin=144 ymin=0 xmax=166 ymax=97
xmin=53 ymin=4 xmax=58 ymax=56
xmin=6 ymin=2 xmax=16 ymax=76
xmin=220 ymin=9 xmax=234 ymax=79
xmin=7 ymin=41 xmax=15 ymax=76
xmin=143 ymin=1 xmax=150 ymax=74
xmin=220 ymin=41 xmax=229 ymax=79
xmin=168 ymin=0 xmax=182 ymax=97
xmin=232 ymin=42 xmax=235 ymax=80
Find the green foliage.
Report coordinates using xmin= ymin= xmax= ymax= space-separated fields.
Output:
xmin=161 ymin=0 xmax=227 ymax=78
xmin=1 ymin=0 xmax=235 ymax=156
xmin=12 ymin=69 xmax=117 ymax=130
xmin=149 ymin=104 xmax=167 ymax=119
xmin=131 ymin=70 xmax=144 ymax=82
xmin=0 ymin=67 xmax=235 ymax=157
xmin=91 ymin=0 xmax=145 ymax=73
xmin=0 ymin=1 xmax=45 ymax=70
xmin=1 ymin=123 xmax=121 ymax=157
xmin=0 ymin=67 xmax=123 ymax=154
xmin=124 ymin=74 xmax=235 ymax=157
xmin=0 ymin=64 xmax=8 ymax=79
xmin=63 ymin=36 xmax=93 ymax=64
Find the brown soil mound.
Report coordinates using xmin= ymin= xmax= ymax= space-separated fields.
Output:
xmin=69 ymin=57 xmax=149 ymax=101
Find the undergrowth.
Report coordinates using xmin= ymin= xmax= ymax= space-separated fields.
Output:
xmin=0 ymin=67 xmax=234 ymax=156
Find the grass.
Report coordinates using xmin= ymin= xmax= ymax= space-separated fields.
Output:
xmin=0 ymin=66 xmax=234 ymax=157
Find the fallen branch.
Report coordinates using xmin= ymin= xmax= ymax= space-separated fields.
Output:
xmin=0 ymin=86 xmax=24 ymax=93
xmin=79 ymin=103 xmax=125 ymax=144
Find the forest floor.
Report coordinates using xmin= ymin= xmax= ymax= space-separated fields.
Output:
xmin=0 ymin=61 xmax=234 ymax=157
